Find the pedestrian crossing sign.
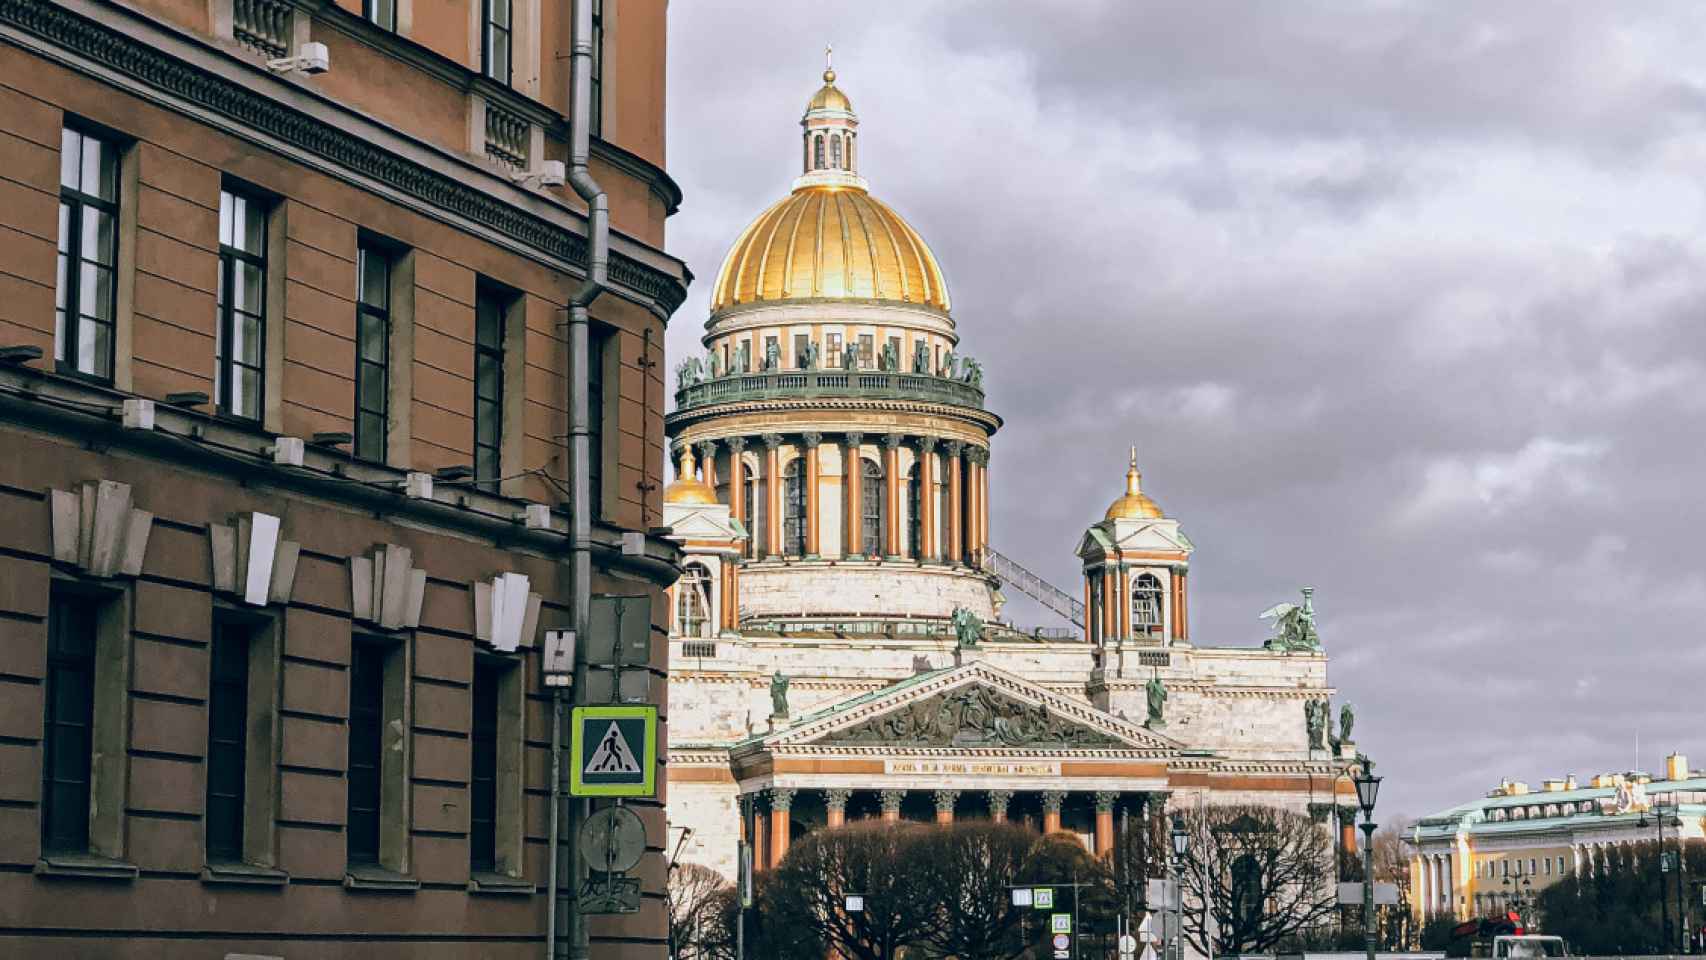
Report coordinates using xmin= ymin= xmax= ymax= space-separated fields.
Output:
xmin=570 ymin=705 xmax=658 ymax=797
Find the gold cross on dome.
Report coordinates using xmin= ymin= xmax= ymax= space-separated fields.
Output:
xmin=825 ymin=44 xmax=833 ymax=71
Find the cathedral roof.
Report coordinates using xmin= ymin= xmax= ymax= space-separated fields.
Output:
xmin=1105 ymin=449 xmax=1165 ymax=521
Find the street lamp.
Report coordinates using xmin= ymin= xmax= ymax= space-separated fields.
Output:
xmin=1354 ymin=762 xmax=1382 ymax=960
xmin=1172 ymin=814 xmax=1190 ymax=960
xmin=1500 ymin=876 xmax=1533 ymax=928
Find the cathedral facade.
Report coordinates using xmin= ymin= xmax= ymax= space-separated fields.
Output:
xmin=662 ymin=64 xmax=1359 ymax=882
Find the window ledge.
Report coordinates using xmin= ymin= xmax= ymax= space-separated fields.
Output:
xmin=34 ymin=853 xmax=139 ymax=881
xmin=469 ymin=871 xmax=536 ymax=896
xmin=344 ymin=864 xmax=421 ymax=893
xmin=202 ymin=861 xmax=290 ymax=886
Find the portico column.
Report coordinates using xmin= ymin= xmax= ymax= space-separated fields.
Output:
xmin=801 ymin=432 xmax=822 ymax=558
xmin=1117 ymin=566 xmax=1131 ymax=639
xmin=988 ymin=790 xmax=1013 ymax=824
xmin=825 ymin=788 xmax=852 ymax=829
xmin=883 ymin=434 xmax=905 ymax=559
xmin=770 ymin=788 xmax=795 ymax=869
xmin=1042 ymin=790 xmax=1066 ymax=835
xmin=934 ymin=789 xmax=958 ymax=824
xmin=977 ymin=447 xmax=990 ymax=560
xmin=880 ymin=789 xmax=905 ymax=822
xmin=761 ymin=433 xmax=784 ymax=558
xmin=842 ymin=433 xmax=864 ymax=558
xmin=1095 ymin=792 xmax=1118 ymax=858
xmin=752 ymin=797 xmax=769 ymax=873
xmin=1082 ymin=577 xmax=1094 ymax=644
xmin=726 ymin=437 xmax=748 ymax=556
xmin=964 ymin=449 xmax=981 ymax=565
xmin=917 ymin=437 xmax=938 ymax=561
xmin=697 ymin=439 xmax=718 ymax=490
xmin=1103 ymin=568 xmax=1116 ymax=640
xmin=945 ymin=441 xmax=964 ymax=565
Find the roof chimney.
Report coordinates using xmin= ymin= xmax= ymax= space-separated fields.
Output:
xmin=1565 ymin=775 xmax=1578 ymax=791
xmin=1666 ymin=753 xmax=1688 ymax=781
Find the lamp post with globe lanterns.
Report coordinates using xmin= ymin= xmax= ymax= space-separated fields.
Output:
xmin=1354 ymin=760 xmax=1383 ymax=960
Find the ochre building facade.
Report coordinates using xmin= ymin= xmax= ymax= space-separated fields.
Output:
xmin=661 ymin=65 xmax=1360 ymax=887
xmin=0 ymin=0 xmax=686 ymax=956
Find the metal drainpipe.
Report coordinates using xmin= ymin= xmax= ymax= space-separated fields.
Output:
xmin=549 ymin=0 xmax=609 ymax=957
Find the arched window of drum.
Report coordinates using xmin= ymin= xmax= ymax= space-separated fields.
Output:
xmin=742 ymin=472 xmax=756 ymax=557
xmin=783 ymin=458 xmax=807 ymax=556
xmin=846 ymin=134 xmax=855 ymax=170
xmin=830 ymin=135 xmax=842 ymax=170
xmin=677 ymin=562 xmax=711 ymax=638
xmin=1131 ymin=573 xmax=1164 ymax=628
xmin=906 ymin=463 xmax=922 ymax=558
xmin=861 ymin=458 xmax=884 ymax=555
xmin=813 ymin=134 xmax=825 ymax=170
xmin=936 ymin=456 xmax=949 ymax=552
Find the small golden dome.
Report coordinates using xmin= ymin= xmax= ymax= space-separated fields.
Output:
xmin=1105 ymin=448 xmax=1164 ymax=521
xmin=664 ymin=446 xmax=718 ymax=505
xmin=709 ymin=186 xmax=950 ymax=313
xmin=808 ymin=71 xmax=853 ymax=113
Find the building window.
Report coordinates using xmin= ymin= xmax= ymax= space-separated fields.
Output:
xmin=483 ymin=0 xmax=512 ymax=84
xmin=831 ymin=135 xmax=842 ymax=170
xmin=906 ymin=463 xmax=921 ymax=557
xmin=857 ymin=334 xmax=874 ymax=370
xmin=216 ymin=189 xmax=267 ymax=420
xmin=794 ymin=333 xmax=810 ymax=369
xmin=204 ymin=622 xmax=251 ymax=862
xmin=813 ymin=135 xmax=824 ymax=170
xmin=586 ymin=325 xmax=610 ymax=519
xmin=677 ymin=563 xmax=711 ymax=637
xmin=1132 ymin=573 xmax=1164 ymax=628
xmin=469 ymin=660 xmax=500 ymax=874
xmin=355 ymin=243 xmax=391 ymax=462
xmin=364 ymin=0 xmax=396 ymax=30
xmin=1529 ymin=857 xmax=1536 ymax=875
xmin=347 ymin=637 xmax=412 ymax=877
xmin=742 ymin=473 xmax=756 ymax=557
xmin=1558 ymin=855 xmax=1565 ymax=874
xmin=56 ymin=126 xmax=120 ymax=382
xmin=474 ymin=287 xmax=509 ymax=492
xmin=861 ymin=458 xmax=883 ymax=555
xmin=826 ymin=333 xmax=842 ymax=369
xmin=783 ymin=459 xmax=806 ymax=556
xmin=42 ymin=593 xmax=97 ymax=854
xmin=589 ymin=0 xmax=605 ymax=135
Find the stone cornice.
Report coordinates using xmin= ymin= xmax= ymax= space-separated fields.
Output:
xmin=665 ymin=396 xmax=1004 ymax=435
xmin=1 ymin=0 xmax=689 ymax=318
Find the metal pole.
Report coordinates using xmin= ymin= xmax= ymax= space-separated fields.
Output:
xmin=1662 ymin=806 xmax=1672 ymax=952
xmin=1361 ymin=820 xmax=1377 ymax=960
xmin=544 ymin=688 xmax=564 ymax=960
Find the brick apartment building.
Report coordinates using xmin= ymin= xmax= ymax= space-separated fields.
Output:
xmin=0 ymin=0 xmax=687 ymax=955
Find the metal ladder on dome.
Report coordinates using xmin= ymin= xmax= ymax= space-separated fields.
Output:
xmin=982 ymin=546 xmax=1084 ymax=630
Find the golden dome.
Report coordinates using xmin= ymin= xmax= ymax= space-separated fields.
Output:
xmin=807 ymin=68 xmax=853 ymax=113
xmin=1105 ymin=449 xmax=1164 ymax=521
xmin=664 ymin=446 xmax=718 ymax=505
xmin=709 ymin=185 xmax=951 ymax=313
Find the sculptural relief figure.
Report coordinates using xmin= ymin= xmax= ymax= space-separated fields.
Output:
xmin=950 ymin=607 xmax=982 ymax=648
xmin=913 ymin=340 xmax=930 ymax=374
xmin=1338 ymin=703 xmax=1355 ymax=745
xmin=961 ymin=357 xmax=983 ymax=387
xmin=770 ymin=671 xmax=790 ymax=718
xmin=735 ymin=341 xmax=751 ymax=373
xmin=1260 ymin=587 xmax=1323 ymax=652
xmin=830 ymin=685 xmax=1121 ymax=748
xmin=879 ymin=341 xmax=898 ymax=372
xmin=802 ymin=339 xmax=820 ymax=370
xmin=939 ymin=349 xmax=958 ymax=378
xmin=708 ymin=351 xmax=721 ymax=378
xmin=1305 ymin=699 xmax=1327 ymax=750
xmin=841 ymin=344 xmax=857 ymax=371
xmin=1145 ymin=674 xmax=1167 ymax=726
xmin=763 ymin=340 xmax=781 ymax=372
xmin=675 ymin=357 xmax=703 ymax=390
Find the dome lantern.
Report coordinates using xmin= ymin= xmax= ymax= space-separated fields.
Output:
xmin=796 ymin=45 xmax=867 ymax=191
xmin=1105 ymin=447 xmax=1164 ymax=521
xmin=664 ymin=444 xmax=718 ymax=506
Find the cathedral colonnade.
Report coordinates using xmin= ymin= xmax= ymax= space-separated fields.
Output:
xmin=681 ymin=431 xmax=990 ymax=566
xmin=736 ymin=786 xmax=1162 ymax=871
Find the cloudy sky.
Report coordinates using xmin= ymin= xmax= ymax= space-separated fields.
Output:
xmin=662 ymin=1 xmax=1706 ymax=819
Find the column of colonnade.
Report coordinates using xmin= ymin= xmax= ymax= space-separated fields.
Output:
xmin=684 ymin=432 xmax=991 ymax=566
xmin=741 ymin=786 xmax=1156 ymax=873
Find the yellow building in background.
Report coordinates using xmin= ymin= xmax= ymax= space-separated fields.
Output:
xmin=1406 ymin=753 xmax=1706 ymax=920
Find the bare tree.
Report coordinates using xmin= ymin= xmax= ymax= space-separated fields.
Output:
xmin=914 ymin=821 xmax=1038 ymax=960
xmin=1176 ymin=804 xmax=1340 ymax=955
xmin=1371 ymin=819 xmax=1417 ymax=948
xmin=668 ymin=862 xmax=730 ymax=959
xmin=769 ymin=821 xmax=933 ymax=960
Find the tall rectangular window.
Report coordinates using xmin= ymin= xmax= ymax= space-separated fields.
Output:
xmin=205 ymin=623 xmax=250 ymax=862
xmin=857 ymin=334 xmax=874 ymax=370
xmin=42 ymin=594 xmax=96 ymax=854
xmin=364 ymin=0 xmax=396 ymax=30
xmin=216 ymin=189 xmax=267 ymax=420
xmin=825 ymin=333 xmax=842 ymax=370
xmin=483 ymin=0 xmax=512 ymax=84
xmin=355 ymin=244 xmax=391 ymax=462
xmin=793 ymin=333 xmax=809 ymax=370
xmin=346 ymin=642 xmax=385 ymax=865
xmin=56 ymin=127 xmax=120 ymax=382
xmin=474 ymin=288 xmax=507 ymax=492
xmin=586 ymin=327 xmax=607 ymax=518
xmin=469 ymin=661 xmax=500 ymax=873
xmin=589 ymin=0 xmax=605 ymax=135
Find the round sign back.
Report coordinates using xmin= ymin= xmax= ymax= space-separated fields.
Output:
xmin=580 ymin=804 xmax=646 ymax=873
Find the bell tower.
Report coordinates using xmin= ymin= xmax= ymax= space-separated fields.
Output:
xmin=1076 ymin=449 xmax=1194 ymax=648
xmin=795 ymin=46 xmax=868 ymax=191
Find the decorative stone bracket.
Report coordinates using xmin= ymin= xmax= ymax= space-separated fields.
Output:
xmin=209 ymin=512 xmax=300 ymax=606
xmin=49 ymin=480 xmax=153 ymax=578
xmin=350 ymin=544 xmax=427 ymax=630
xmin=473 ymin=572 xmax=542 ymax=653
